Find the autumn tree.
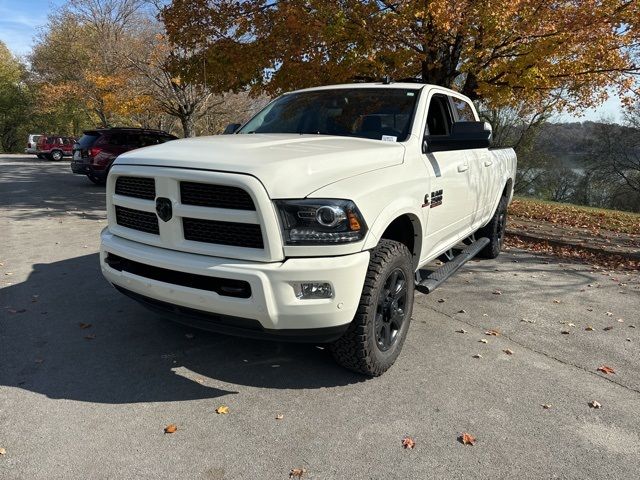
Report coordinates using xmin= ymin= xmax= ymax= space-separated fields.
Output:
xmin=31 ymin=1 xmax=152 ymax=127
xmin=162 ymin=0 xmax=640 ymax=112
xmin=0 ymin=42 xmax=32 ymax=151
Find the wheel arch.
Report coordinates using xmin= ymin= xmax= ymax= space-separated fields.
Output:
xmin=364 ymin=207 xmax=423 ymax=270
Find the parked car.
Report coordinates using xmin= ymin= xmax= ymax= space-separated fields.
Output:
xmin=25 ymin=134 xmax=43 ymax=156
xmin=100 ymin=82 xmax=517 ymax=376
xmin=71 ymin=128 xmax=177 ymax=185
xmin=36 ymin=135 xmax=75 ymax=161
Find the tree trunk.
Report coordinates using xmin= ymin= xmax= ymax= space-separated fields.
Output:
xmin=180 ymin=114 xmax=195 ymax=138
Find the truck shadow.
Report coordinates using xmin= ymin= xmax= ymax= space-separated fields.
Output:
xmin=0 ymin=254 xmax=363 ymax=405
xmin=0 ymin=156 xmax=105 ymax=221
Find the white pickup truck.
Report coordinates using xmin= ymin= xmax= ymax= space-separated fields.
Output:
xmin=100 ymin=82 xmax=516 ymax=376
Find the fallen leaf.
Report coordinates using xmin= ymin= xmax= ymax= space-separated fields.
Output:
xmin=485 ymin=330 xmax=500 ymax=336
xmin=289 ymin=468 xmax=306 ymax=479
xmin=561 ymin=330 xmax=570 ymax=335
xmin=603 ymin=326 xmax=614 ymax=331
xmin=541 ymin=404 xmax=552 ymax=409
xmin=479 ymin=339 xmax=488 ymax=344
xmin=0 ymin=447 xmax=5 ymax=455
xmin=84 ymin=334 xmax=96 ymax=340
xmin=472 ymin=353 xmax=482 ymax=358
xmin=457 ymin=309 xmax=466 ymax=314
xmin=185 ymin=333 xmax=195 ymax=339
xmin=195 ymin=378 xmax=205 ymax=384
xmin=553 ymin=300 xmax=561 ymax=304
xmin=585 ymin=326 xmax=594 ymax=331
xmin=79 ymin=322 xmax=92 ymax=329
xmin=455 ymin=329 xmax=467 ymax=334
xmin=437 ymin=298 xmax=446 ymax=303
xmin=458 ymin=432 xmax=476 ymax=445
xmin=567 ymin=323 xmax=575 ymax=327
xmin=164 ymin=424 xmax=177 ymax=434
xmin=597 ymin=365 xmax=615 ymax=375
xmin=617 ymin=319 xmax=624 ymax=323
xmin=605 ymin=312 xmax=613 ymax=316
xmin=626 ymin=338 xmax=632 ymax=342
xmin=503 ymin=348 xmax=514 ymax=355
xmin=275 ymin=414 xmax=284 ymax=420
xmin=492 ymin=290 xmax=502 ymax=295
xmin=215 ymin=406 xmax=230 ymax=414
xmin=31 ymin=295 xmax=39 ymax=303
xmin=588 ymin=400 xmax=602 ymax=409
xmin=401 ymin=436 xmax=416 ymax=449
xmin=630 ymin=325 xmax=637 ymax=329
xmin=8 ymin=308 xmax=26 ymax=314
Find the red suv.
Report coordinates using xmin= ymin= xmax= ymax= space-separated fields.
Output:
xmin=71 ymin=128 xmax=177 ymax=184
xmin=36 ymin=135 xmax=75 ymax=161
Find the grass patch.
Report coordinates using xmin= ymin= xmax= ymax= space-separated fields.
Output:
xmin=509 ymin=197 xmax=640 ymax=235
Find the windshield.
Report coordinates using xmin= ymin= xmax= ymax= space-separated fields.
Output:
xmin=238 ymin=88 xmax=419 ymax=142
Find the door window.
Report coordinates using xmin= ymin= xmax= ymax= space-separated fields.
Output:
xmin=425 ymin=94 xmax=454 ymax=136
xmin=451 ymin=97 xmax=476 ymax=121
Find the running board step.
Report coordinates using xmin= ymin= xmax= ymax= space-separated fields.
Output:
xmin=415 ymin=237 xmax=489 ymax=294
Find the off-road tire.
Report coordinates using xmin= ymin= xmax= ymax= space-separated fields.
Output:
xmin=87 ymin=174 xmax=105 ymax=185
xmin=476 ymin=195 xmax=508 ymax=259
xmin=50 ymin=150 xmax=63 ymax=161
xmin=330 ymin=239 xmax=414 ymax=376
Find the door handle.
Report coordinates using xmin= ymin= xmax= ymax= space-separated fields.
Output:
xmin=457 ymin=163 xmax=469 ymax=172
xmin=484 ymin=159 xmax=493 ymax=167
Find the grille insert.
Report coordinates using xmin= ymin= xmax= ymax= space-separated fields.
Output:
xmin=183 ymin=218 xmax=263 ymax=249
xmin=115 ymin=176 xmax=155 ymax=200
xmin=106 ymin=254 xmax=251 ymax=298
xmin=180 ymin=182 xmax=255 ymax=210
xmin=115 ymin=206 xmax=159 ymax=234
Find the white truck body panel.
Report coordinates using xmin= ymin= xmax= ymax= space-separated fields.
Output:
xmin=100 ymin=82 xmax=516 ymax=336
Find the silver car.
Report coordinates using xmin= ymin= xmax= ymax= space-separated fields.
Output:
xmin=25 ymin=134 xmax=42 ymax=155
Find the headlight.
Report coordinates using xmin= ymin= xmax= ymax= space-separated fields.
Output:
xmin=275 ymin=199 xmax=367 ymax=245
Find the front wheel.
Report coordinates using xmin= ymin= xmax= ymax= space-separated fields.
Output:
xmin=476 ymin=195 xmax=508 ymax=259
xmin=330 ymin=239 xmax=414 ymax=376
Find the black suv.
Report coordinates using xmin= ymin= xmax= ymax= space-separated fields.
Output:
xmin=71 ymin=128 xmax=177 ymax=184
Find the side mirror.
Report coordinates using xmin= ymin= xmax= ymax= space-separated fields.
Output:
xmin=223 ymin=123 xmax=242 ymax=135
xmin=424 ymin=121 xmax=492 ymax=153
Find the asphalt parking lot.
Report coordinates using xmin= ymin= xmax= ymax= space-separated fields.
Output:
xmin=1 ymin=154 xmax=639 ymax=479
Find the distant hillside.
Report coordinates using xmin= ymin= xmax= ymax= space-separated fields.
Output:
xmin=532 ymin=122 xmax=639 ymax=168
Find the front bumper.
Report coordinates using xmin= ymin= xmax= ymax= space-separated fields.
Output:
xmin=100 ymin=230 xmax=370 ymax=340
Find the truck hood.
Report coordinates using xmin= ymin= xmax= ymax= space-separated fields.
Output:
xmin=114 ymin=134 xmax=405 ymax=198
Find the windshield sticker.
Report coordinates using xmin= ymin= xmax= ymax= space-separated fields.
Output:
xmin=407 ymin=92 xmax=415 ymax=96
xmin=382 ymin=135 xmax=398 ymax=142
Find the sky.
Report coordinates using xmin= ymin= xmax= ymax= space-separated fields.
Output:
xmin=0 ymin=0 xmax=627 ymax=123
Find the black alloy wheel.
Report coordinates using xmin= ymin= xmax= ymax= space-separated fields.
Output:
xmin=375 ymin=268 xmax=408 ymax=352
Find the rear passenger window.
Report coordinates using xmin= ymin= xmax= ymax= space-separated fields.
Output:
xmin=451 ymin=98 xmax=476 ymax=121
xmin=425 ymin=94 xmax=454 ymax=136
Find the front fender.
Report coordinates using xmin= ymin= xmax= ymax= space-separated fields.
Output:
xmin=363 ymin=200 xmax=423 ymax=268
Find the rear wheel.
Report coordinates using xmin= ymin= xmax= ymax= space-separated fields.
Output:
xmin=330 ymin=239 xmax=414 ymax=376
xmin=476 ymin=195 xmax=508 ymax=259
xmin=50 ymin=150 xmax=63 ymax=161
xmin=87 ymin=174 xmax=105 ymax=185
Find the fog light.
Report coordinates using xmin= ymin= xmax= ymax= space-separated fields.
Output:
xmin=293 ymin=282 xmax=333 ymax=299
